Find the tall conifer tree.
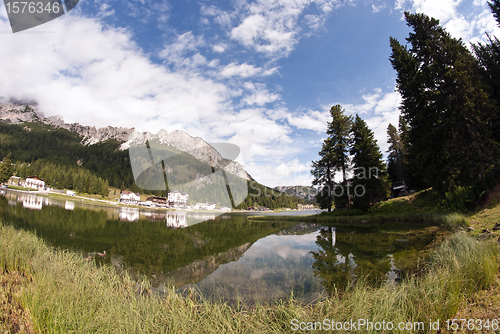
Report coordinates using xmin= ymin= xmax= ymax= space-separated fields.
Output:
xmin=350 ymin=115 xmax=390 ymax=210
xmin=390 ymin=12 xmax=497 ymax=195
xmin=311 ymin=105 xmax=352 ymax=211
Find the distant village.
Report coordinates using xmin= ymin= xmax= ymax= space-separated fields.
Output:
xmin=8 ymin=175 xmax=316 ymax=212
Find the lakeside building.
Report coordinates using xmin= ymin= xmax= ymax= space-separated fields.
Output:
xmin=297 ymin=204 xmax=315 ymax=210
xmin=24 ymin=176 xmax=45 ymax=190
xmin=167 ymin=190 xmax=189 ymax=206
xmin=120 ymin=191 xmax=141 ymax=204
xmin=194 ymin=202 xmax=217 ymax=210
xmin=9 ymin=176 xmax=20 ymax=186
xmin=146 ymin=196 xmax=167 ymax=207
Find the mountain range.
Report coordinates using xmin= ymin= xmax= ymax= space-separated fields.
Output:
xmin=0 ymin=99 xmax=314 ymax=205
xmin=0 ymin=99 xmax=251 ymax=181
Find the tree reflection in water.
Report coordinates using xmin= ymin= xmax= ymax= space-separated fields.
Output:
xmin=311 ymin=226 xmax=400 ymax=295
xmin=310 ymin=227 xmax=355 ymax=295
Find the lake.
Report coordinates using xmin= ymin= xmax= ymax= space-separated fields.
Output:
xmin=0 ymin=190 xmax=444 ymax=305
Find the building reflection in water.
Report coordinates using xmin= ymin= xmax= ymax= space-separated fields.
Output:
xmin=65 ymin=201 xmax=75 ymax=211
xmin=142 ymin=210 xmax=218 ymax=228
xmin=166 ymin=211 xmax=187 ymax=228
xmin=119 ymin=207 xmax=140 ymax=222
xmin=23 ymin=195 xmax=43 ymax=210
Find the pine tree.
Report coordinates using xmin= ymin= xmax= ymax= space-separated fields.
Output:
xmin=311 ymin=105 xmax=353 ymax=211
xmin=472 ymin=1 xmax=500 ymax=141
xmin=311 ymin=139 xmax=335 ymax=212
xmin=386 ymin=118 xmax=409 ymax=187
xmin=390 ymin=12 xmax=497 ymax=195
xmin=350 ymin=115 xmax=390 ymax=210
xmin=0 ymin=152 xmax=14 ymax=184
xmin=326 ymin=105 xmax=353 ymax=208
xmin=100 ymin=180 xmax=109 ymax=198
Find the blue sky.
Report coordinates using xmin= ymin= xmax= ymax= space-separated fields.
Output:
xmin=1 ymin=0 xmax=499 ymax=187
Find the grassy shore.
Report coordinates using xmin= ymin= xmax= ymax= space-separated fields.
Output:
xmin=1 ymin=223 xmax=498 ymax=333
xmin=248 ymin=209 xmax=469 ymax=230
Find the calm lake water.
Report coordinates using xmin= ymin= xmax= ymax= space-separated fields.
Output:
xmin=0 ymin=190 xmax=443 ymax=304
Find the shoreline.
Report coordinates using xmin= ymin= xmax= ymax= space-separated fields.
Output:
xmin=2 ymin=186 xmax=318 ymax=215
xmin=1 ymin=223 xmax=497 ymax=333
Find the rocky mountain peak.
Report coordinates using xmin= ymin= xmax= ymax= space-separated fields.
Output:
xmin=0 ymin=100 xmax=252 ymax=180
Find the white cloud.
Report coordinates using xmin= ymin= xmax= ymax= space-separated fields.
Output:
xmin=0 ymin=15 xmax=230 ymax=136
xmin=397 ymin=0 xmax=500 ymax=44
xmin=158 ymin=32 xmax=207 ymax=68
xmin=372 ymin=3 xmax=387 ymax=13
xmin=0 ymin=11 xmax=305 ymax=188
xmin=342 ymin=88 xmax=402 ymax=154
xmin=242 ymin=82 xmax=280 ymax=106
xmin=286 ymin=109 xmax=330 ymax=132
xmin=203 ymin=0 xmax=342 ymax=58
xmin=212 ymin=43 xmax=227 ymax=53
xmin=245 ymin=159 xmax=314 ymax=187
xmin=220 ymin=62 xmax=262 ymax=78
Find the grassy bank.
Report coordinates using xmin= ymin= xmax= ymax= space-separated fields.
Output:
xmin=248 ymin=211 xmax=469 ymax=230
xmin=1 ymin=223 xmax=498 ymax=333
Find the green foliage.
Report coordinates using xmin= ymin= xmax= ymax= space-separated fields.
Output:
xmin=472 ymin=1 xmax=500 ymax=142
xmin=390 ymin=12 xmax=498 ymax=194
xmin=14 ymin=160 xmax=109 ymax=197
xmin=350 ymin=115 xmax=390 ymax=210
xmin=386 ymin=116 xmax=409 ymax=188
xmin=368 ymin=198 xmax=416 ymax=215
xmin=0 ymin=152 xmax=14 ymax=184
xmin=235 ymin=181 xmax=310 ymax=210
xmin=311 ymin=151 xmax=334 ymax=211
xmin=0 ymin=120 xmax=303 ymax=208
xmin=0 ymin=121 xmax=134 ymax=189
xmin=1 ymin=225 xmax=496 ymax=333
xmin=311 ymin=105 xmax=353 ymax=211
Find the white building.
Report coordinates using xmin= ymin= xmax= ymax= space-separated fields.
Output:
xmin=66 ymin=190 xmax=76 ymax=196
xmin=195 ymin=202 xmax=217 ymax=210
xmin=25 ymin=177 xmax=45 ymax=190
xmin=168 ymin=190 xmax=189 ymax=206
xmin=120 ymin=191 xmax=141 ymax=204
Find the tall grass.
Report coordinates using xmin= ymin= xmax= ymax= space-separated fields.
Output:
xmin=0 ymin=224 xmax=498 ymax=333
xmin=249 ymin=211 xmax=469 ymax=230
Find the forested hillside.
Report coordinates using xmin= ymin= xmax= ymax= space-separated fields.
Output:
xmin=0 ymin=120 xmax=311 ymax=209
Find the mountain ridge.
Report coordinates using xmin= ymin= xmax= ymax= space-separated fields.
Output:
xmin=0 ymin=100 xmax=252 ymax=180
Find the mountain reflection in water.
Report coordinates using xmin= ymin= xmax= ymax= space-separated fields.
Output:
xmin=0 ymin=190 xmax=442 ymax=305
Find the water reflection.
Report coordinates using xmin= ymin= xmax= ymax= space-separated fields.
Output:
xmin=23 ymin=195 xmax=43 ymax=210
xmin=65 ymin=201 xmax=75 ymax=211
xmin=181 ymin=223 xmax=324 ymax=304
xmin=0 ymin=190 xmax=443 ymax=305
xmin=311 ymin=227 xmax=356 ymax=294
xmin=119 ymin=207 xmax=140 ymax=222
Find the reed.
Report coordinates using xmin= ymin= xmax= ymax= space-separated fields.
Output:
xmin=0 ymin=224 xmax=497 ymax=333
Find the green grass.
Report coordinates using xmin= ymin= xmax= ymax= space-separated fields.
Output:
xmin=6 ymin=185 xmax=31 ymax=191
xmin=1 ymin=223 xmax=498 ymax=333
xmin=248 ymin=211 xmax=469 ymax=230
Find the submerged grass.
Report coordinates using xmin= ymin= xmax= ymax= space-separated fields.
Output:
xmin=248 ymin=210 xmax=469 ymax=230
xmin=1 ymin=223 xmax=498 ymax=333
